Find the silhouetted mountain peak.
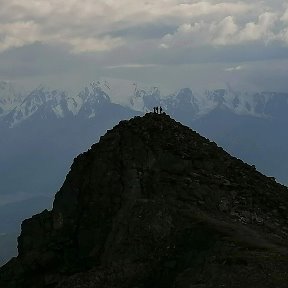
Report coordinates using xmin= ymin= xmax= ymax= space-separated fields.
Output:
xmin=1 ymin=113 xmax=288 ymax=288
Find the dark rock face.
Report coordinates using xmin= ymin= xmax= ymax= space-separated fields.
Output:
xmin=1 ymin=113 xmax=288 ymax=288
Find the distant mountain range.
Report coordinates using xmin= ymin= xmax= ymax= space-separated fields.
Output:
xmin=1 ymin=80 xmax=288 ymax=127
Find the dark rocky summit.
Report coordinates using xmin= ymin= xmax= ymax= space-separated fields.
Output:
xmin=1 ymin=113 xmax=288 ymax=288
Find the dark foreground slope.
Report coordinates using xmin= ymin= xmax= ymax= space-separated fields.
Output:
xmin=1 ymin=113 xmax=288 ymax=288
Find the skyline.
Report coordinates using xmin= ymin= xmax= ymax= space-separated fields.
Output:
xmin=1 ymin=1 xmax=288 ymax=94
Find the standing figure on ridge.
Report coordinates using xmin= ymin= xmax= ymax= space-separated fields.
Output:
xmin=160 ymin=106 xmax=163 ymax=114
xmin=156 ymin=106 xmax=159 ymax=114
xmin=153 ymin=107 xmax=156 ymax=113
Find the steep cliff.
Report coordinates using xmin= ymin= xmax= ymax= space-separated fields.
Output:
xmin=1 ymin=113 xmax=288 ymax=288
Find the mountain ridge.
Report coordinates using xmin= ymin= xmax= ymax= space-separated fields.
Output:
xmin=1 ymin=80 xmax=288 ymax=127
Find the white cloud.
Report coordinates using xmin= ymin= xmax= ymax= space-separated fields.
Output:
xmin=237 ymin=12 xmax=278 ymax=43
xmin=210 ymin=16 xmax=239 ymax=45
xmin=225 ymin=65 xmax=243 ymax=72
xmin=0 ymin=0 xmax=288 ymax=83
xmin=67 ymin=36 xmax=124 ymax=53
xmin=0 ymin=21 xmax=40 ymax=52
xmin=281 ymin=7 xmax=288 ymax=23
xmin=159 ymin=10 xmax=284 ymax=49
xmin=0 ymin=0 xmax=263 ymax=53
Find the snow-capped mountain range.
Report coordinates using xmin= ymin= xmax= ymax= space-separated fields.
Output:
xmin=1 ymin=79 xmax=288 ymax=127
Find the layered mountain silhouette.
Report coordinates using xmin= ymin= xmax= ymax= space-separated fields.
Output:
xmin=1 ymin=113 xmax=288 ymax=287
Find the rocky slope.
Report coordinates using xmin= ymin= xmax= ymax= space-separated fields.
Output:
xmin=1 ymin=113 xmax=288 ymax=288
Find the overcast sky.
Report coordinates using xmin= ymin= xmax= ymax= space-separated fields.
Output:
xmin=1 ymin=0 xmax=288 ymax=93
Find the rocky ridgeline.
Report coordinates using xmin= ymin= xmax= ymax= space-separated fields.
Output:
xmin=1 ymin=113 xmax=288 ymax=288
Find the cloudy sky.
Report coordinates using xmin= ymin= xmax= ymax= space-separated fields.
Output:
xmin=1 ymin=0 xmax=288 ymax=93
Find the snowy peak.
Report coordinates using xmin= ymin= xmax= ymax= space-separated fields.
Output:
xmin=3 ymin=82 xmax=113 ymax=127
xmin=194 ymin=89 xmax=288 ymax=118
xmin=91 ymin=79 xmax=161 ymax=112
xmin=5 ymin=87 xmax=69 ymax=127
xmin=79 ymin=82 xmax=111 ymax=105
xmin=0 ymin=81 xmax=22 ymax=117
xmin=24 ymin=87 xmax=68 ymax=116
xmin=162 ymin=88 xmax=199 ymax=116
xmin=205 ymin=89 xmax=226 ymax=105
xmin=140 ymin=86 xmax=161 ymax=110
xmin=77 ymin=82 xmax=111 ymax=118
xmin=129 ymin=85 xmax=161 ymax=112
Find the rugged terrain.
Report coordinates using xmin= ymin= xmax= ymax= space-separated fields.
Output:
xmin=1 ymin=113 xmax=288 ymax=287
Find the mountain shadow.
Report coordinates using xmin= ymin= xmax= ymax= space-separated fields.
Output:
xmin=1 ymin=113 xmax=288 ymax=288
